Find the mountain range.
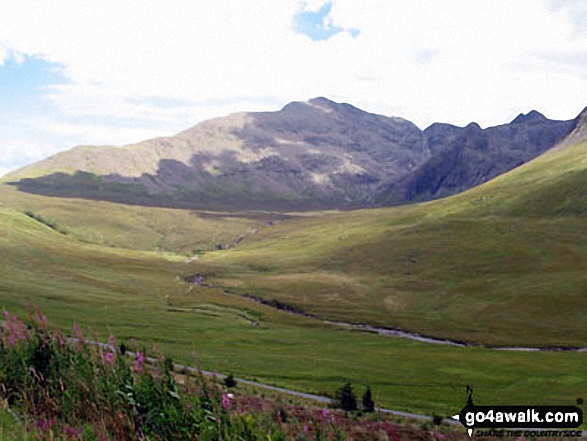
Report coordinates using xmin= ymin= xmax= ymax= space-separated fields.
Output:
xmin=5 ymin=97 xmax=585 ymax=211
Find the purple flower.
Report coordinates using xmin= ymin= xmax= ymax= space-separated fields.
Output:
xmin=35 ymin=307 xmax=47 ymax=329
xmin=221 ymin=394 xmax=233 ymax=410
xmin=3 ymin=312 xmax=29 ymax=346
xmin=383 ymin=422 xmax=401 ymax=441
xmin=36 ymin=418 xmax=55 ymax=431
xmin=321 ymin=408 xmax=329 ymax=419
xmin=72 ymin=322 xmax=85 ymax=343
xmin=104 ymin=352 xmax=115 ymax=365
xmin=133 ymin=352 xmax=145 ymax=372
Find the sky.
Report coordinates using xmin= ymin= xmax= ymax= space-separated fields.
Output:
xmin=0 ymin=0 xmax=586 ymax=176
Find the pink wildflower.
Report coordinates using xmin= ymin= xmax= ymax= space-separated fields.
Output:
xmin=3 ymin=312 xmax=29 ymax=346
xmin=221 ymin=393 xmax=234 ymax=410
xmin=133 ymin=352 xmax=145 ymax=373
xmin=72 ymin=322 xmax=84 ymax=340
xmin=321 ymin=408 xmax=329 ymax=419
xmin=64 ymin=426 xmax=81 ymax=437
xmin=104 ymin=352 xmax=115 ymax=365
xmin=383 ymin=422 xmax=401 ymax=441
xmin=36 ymin=418 xmax=56 ymax=431
xmin=35 ymin=307 xmax=47 ymax=330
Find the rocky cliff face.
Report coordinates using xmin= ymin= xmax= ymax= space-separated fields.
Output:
xmin=552 ymin=107 xmax=587 ymax=151
xmin=386 ymin=111 xmax=575 ymax=203
xmin=4 ymin=98 xmax=581 ymax=211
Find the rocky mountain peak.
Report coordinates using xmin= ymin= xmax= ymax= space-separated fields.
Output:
xmin=3 ymin=98 xmax=582 ymax=211
xmin=465 ymin=122 xmax=482 ymax=130
xmin=511 ymin=110 xmax=547 ymax=125
xmin=307 ymin=96 xmax=338 ymax=107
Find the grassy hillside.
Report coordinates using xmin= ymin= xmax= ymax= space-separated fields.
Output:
xmin=1 ymin=138 xmax=587 ymax=418
xmin=190 ymin=140 xmax=587 ymax=347
xmin=0 ymin=205 xmax=586 ymax=418
xmin=0 ymin=184 xmax=280 ymax=254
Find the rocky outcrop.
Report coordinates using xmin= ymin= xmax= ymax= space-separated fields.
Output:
xmin=388 ymin=111 xmax=575 ymax=203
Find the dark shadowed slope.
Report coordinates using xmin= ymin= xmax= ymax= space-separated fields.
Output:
xmin=380 ymin=110 xmax=576 ymax=204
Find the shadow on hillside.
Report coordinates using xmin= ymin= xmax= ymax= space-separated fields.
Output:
xmin=6 ymin=150 xmax=339 ymax=212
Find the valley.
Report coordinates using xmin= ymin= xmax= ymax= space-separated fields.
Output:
xmin=2 ymin=1 xmax=587 ymax=436
xmin=1 ymin=129 xmax=587 ymax=420
xmin=0 ymin=202 xmax=585 ymax=417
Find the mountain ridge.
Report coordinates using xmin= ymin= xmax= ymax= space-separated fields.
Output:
xmin=4 ymin=98 xmax=581 ymax=211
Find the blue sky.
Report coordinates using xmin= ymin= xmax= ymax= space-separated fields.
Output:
xmin=0 ymin=55 xmax=67 ymax=115
xmin=294 ymin=1 xmax=359 ymax=41
xmin=0 ymin=0 xmax=586 ymax=176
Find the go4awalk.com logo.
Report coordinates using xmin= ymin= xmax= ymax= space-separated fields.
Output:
xmin=451 ymin=387 xmax=583 ymax=438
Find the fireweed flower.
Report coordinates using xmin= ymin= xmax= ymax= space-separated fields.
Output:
xmin=221 ymin=394 xmax=234 ymax=410
xmin=3 ymin=311 xmax=29 ymax=346
xmin=64 ymin=426 xmax=82 ymax=437
xmin=72 ymin=322 xmax=85 ymax=342
xmin=104 ymin=352 xmax=115 ymax=365
xmin=133 ymin=352 xmax=145 ymax=373
xmin=35 ymin=307 xmax=48 ymax=330
xmin=382 ymin=421 xmax=401 ymax=441
xmin=36 ymin=418 xmax=56 ymax=431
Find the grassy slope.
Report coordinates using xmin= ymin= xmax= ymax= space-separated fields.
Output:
xmin=0 ymin=206 xmax=585 ymax=417
xmin=0 ymin=184 xmax=277 ymax=254
xmin=1 ymin=140 xmax=587 ymax=417
xmin=192 ymin=140 xmax=587 ymax=347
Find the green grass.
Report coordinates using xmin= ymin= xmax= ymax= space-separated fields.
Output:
xmin=191 ymin=141 xmax=587 ymax=347
xmin=1 ymin=141 xmax=587 ymax=418
xmin=0 ymin=184 xmax=279 ymax=254
xmin=0 ymin=411 xmax=33 ymax=440
xmin=0 ymin=206 xmax=586 ymax=419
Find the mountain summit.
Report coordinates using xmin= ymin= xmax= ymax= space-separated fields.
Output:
xmin=511 ymin=110 xmax=548 ymax=125
xmin=4 ymin=98 xmax=580 ymax=211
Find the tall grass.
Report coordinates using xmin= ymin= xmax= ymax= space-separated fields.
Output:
xmin=0 ymin=308 xmax=282 ymax=440
xmin=0 ymin=309 xmax=458 ymax=440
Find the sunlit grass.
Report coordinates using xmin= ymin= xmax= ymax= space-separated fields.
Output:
xmin=1 ymin=141 xmax=587 ymax=417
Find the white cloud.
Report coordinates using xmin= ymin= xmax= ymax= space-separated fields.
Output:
xmin=30 ymin=120 xmax=166 ymax=147
xmin=547 ymin=0 xmax=587 ymax=37
xmin=0 ymin=166 xmax=15 ymax=177
xmin=0 ymin=0 xmax=586 ymax=173
xmin=0 ymin=139 xmax=60 ymax=169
